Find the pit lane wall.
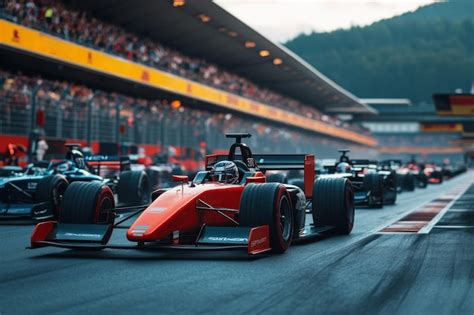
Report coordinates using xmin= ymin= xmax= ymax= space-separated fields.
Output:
xmin=0 ymin=19 xmax=376 ymax=147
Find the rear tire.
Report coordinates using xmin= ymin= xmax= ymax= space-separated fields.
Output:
xmin=417 ymin=173 xmax=428 ymax=188
xmin=383 ymin=172 xmax=397 ymax=205
xmin=363 ymin=173 xmax=384 ymax=208
xmin=266 ymin=173 xmax=288 ymax=184
xmin=288 ymin=179 xmax=304 ymax=191
xmin=432 ymin=171 xmax=443 ymax=184
xmin=117 ymin=170 xmax=150 ymax=206
xmin=240 ymin=183 xmax=293 ymax=253
xmin=403 ymin=173 xmax=415 ymax=191
xmin=312 ymin=177 xmax=354 ymax=235
xmin=35 ymin=174 xmax=69 ymax=218
xmin=59 ymin=181 xmax=114 ymax=224
xmin=145 ymin=168 xmax=160 ymax=191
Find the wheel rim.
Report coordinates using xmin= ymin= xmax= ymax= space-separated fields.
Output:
xmin=97 ymin=196 xmax=113 ymax=224
xmin=279 ymin=195 xmax=292 ymax=242
xmin=53 ymin=181 xmax=68 ymax=217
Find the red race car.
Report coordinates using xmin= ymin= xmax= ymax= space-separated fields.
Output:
xmin=30 ymin=134 xmax=354 ymax=255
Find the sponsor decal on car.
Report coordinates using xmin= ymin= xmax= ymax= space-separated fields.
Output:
xmin=131 ymin=225 xmax=149 ymax=236
xmin=64 ymin=232 xmax=102 ymax=239
xmin=208 ymin=236 xmax=248 ymax=242
xmin=250 ymin=236 xmax=267 ymax=248
xmin=28 ymin=182 xmax=37 ymax=189
xmin=149 ymin=207 xmax=167 ymax=213
xmin=7 ymin=207 xmax=31 ymax=214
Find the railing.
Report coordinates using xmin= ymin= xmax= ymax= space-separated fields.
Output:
xmin=0 ymin=80 xmax=376 ymax=159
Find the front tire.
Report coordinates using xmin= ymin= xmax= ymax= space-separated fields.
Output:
xmin=312 ymin=177 xmax=354 ymax=235
xmin=403 ymin=173 xmax=415 ymax=191
xmin=239 ymin=183 xmax=294 ymax=253
xmin=35 ymin=174 xmax=69 ymax=218
xmin=59 ymin=181 xmax=114 ymax=225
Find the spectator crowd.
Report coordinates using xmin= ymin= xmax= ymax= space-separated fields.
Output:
xmin=1 ymin=68 xmax=352 ymax=156
xmin=0 ymin=0 xmax=352 ymax=127
xmin=0 ymin=0 xmax=372 ymax=156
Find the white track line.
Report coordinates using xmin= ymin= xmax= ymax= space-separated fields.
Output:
xmin=446 ymin=209 xmax=474 ymax=213
xmin=432 ymin=225 xmax=474 ymax=229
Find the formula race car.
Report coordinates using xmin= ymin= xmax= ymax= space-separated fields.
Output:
xmin=381 ymin=160 xmax=418 ymax=192
xmin=423 ymin=163 xmax=444 ymax=184
xmin=320 ymin=150 xmax=397 ymax=208
xmin=30 ymin=133 xmax=354 ymax=255
xmin=1 ymin=144 xmax=149 ymax=221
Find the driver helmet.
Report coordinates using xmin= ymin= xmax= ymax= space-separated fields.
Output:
xmin=211 ymin=161 xmax=239 ymax=184
xmin=336 ymin=162 xmax=352 ymax=173
xmin=66 ymin=149 xmax=85 ymax=169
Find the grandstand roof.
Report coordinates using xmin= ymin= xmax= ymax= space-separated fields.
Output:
xmin=360 ymin=99 xmax=412 ymax=106
xmin=65 ymin=0 xmax=376 ymax=115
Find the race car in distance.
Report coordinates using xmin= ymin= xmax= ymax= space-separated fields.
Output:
xmin=423 ymin=163 xmax=444 ymax=184
xmin=129 ymin=151 xmax=186 ymax=191
xmin=30 ymin=133 xmax=354 ymax=255
xmin=381 ymin=159 xmax=418 ymax=192
xmin=320 ymin=150 xmax=397 ymax=208
xmin=1 ymin=144 xmax=149 ymax=221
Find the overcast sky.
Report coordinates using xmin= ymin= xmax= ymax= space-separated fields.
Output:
xmin=215 ymin=0 xmax=438 ymax=43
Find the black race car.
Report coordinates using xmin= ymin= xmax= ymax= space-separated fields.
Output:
xmin=320 ymin=150 xmax=397 ymax=208
xmin=0 ymin=144 xmax=149 ymax=221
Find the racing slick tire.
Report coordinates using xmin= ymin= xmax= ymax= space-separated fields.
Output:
xmin=288 ymin=179 xmax=305 ymax=191
xmin=35 ymin=174 xmax=69 ymax=218
xmin=266 ymin=173 xmax=288 ymax=184
xmin=363 ymin=173 xmax=384 ymax=208
xmin=117 ymin=170 xmax=151 ymax=206
xmin=312 ymin=177 xmax=354 ymax=235
xmin=431 ymin=171 xmax=443 ymax=184
xmin=383 ymin=173 xmax=397 ymax=205
xmin=417 ymin=173 xmax=428 ymax=188
xmin=403 ymin=174 xmax=415 ymax=191
xmin=239 ymin=183 xmax=294 ymax=253
xmin=145 ymin=168 xmax=160 ymax=191
xmin=395 ymin=174 xmax=404 ymax=193
xmin=59 ymin=181 xmax=114 ymax=224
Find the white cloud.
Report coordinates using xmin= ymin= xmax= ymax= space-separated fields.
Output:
xmin=215 ymin=0 xmax=438 ymax=42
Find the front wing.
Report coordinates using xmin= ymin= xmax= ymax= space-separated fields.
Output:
xmin=29 ymin=222 xmax=271 ymax=255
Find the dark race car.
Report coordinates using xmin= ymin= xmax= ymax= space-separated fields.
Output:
xmin=0 ymin=144 xmax=149 ymax=221
xmin=30 ymin=133 xmax=354 ymax=255
xmin=319 ymin=150 xmax=397 ymax=208
xmin=380 ymin=159 xmax=418 ymax=192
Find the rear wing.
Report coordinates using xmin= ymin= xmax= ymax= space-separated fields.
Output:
xmin=381 ymin=159 xmax=402 ymax=167
xmin=205 ymin=154 xmax=315 ymax=198
xmin=85 ymin=155 xmax=131 ymax=173
xmin=350 ymin=159 xmax=378 ymax=168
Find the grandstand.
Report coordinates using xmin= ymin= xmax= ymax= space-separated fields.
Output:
xmin=0 ymin=0 xmax=378 ymax=166
xmin=358 ymin=99 xmax=468 ymax=163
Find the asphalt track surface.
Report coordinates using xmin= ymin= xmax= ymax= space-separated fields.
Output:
xmin=1 ymin=172 xmax=473 ymax=314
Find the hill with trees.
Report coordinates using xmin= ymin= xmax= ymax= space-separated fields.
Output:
xmin=285 ymin=0 xmax=474 ymax=103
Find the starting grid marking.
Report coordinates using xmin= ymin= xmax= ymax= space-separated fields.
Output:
xmin=378 ymin=179 xmax=473 ymax=235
